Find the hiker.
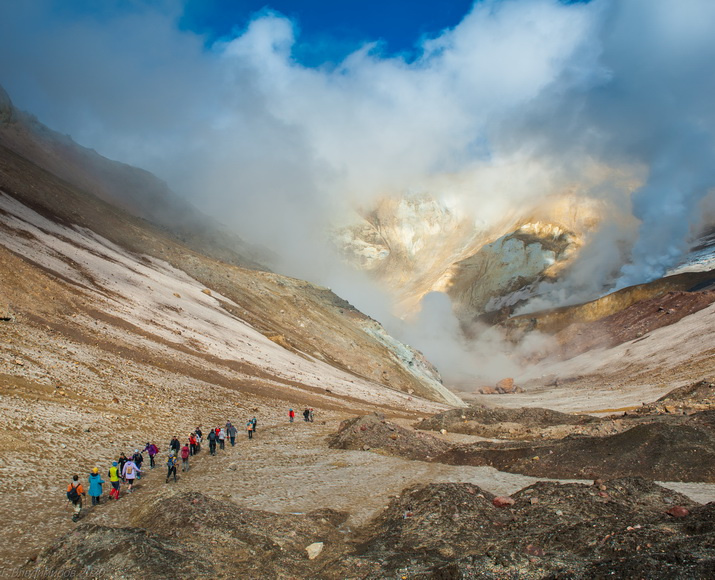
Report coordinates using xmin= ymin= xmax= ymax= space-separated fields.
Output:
xmin=132 ymin=449 xmax=144 ymax=478
xmin=227 ymin=422 xmax=237 ymax=446
xmin=118 ymin=452 xmax=129 ymax=481
xmin=144 ymin=442 xmax=159 ymax=468
xmin=207 ymin=428 xmax=217 ymax=455
xmin=189 ymin=432 xmax=198 ymax=456
xmin=246 ymin=420 xmax=254 ymax=439
xmin=88 ymin=467 xmax=105 ymax=506
xmin=303 ymin=408 xmax=310 ymax=422
xmin=309 ymin=408 xmax=314 ymax=422
xmin=181 ymin=442 xmax=190 ymax=471
xmin=122 ymin=457 xmax=140 ymax=492
xmin=289 ymin=408 xmax=295 ymax=423
xmin=170 ymin=436 xmax=181 ymax=456
xmin=166 ymin=451 xmax=178 ymax=483
xmin=108 ymin=461 xmax=121 ymax=500
xmin=194 ymin=429 xmax=202 ymax=452
xmin=67 ymin=475 xmax=85 ymax=522
xmin=218 ymin=427 xmax=226 ymax=450
xmin=251 ymin=417 xmax=258 ymax=432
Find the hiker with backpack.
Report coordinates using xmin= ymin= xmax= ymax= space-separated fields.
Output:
xmin=227 ymin=422 xmax=237 ymax=446
xmin=122 ymin=457 xmax=140 ymax=492
xmin=108 ymin=461 xmax=121 ymax=500
xmin=132 ymin=449 xmax=144 ymax=479
xmin=67 ymin=475 xmax=85 ymax=522
xmin=289 ymin=408 xmax=295 ymax=422
xmin=251 ymin=417 xmax=258 ymax=432
xmin=170 ymin=436 xmax=181 ymax=457
xmin=189 ymin=432 xmax=198 ymax=456
xmin=88 ymin=467 xmax=105 ymax=506
xmin=218 ymin=427 xmax=226 ymax=450
xmin=303 ymin=408 xmax=310 ymax=422
xmin=166 ymin=451 xmax=178 ymax=483
xmin=246 ymin=420 xmax=254 ymax=439
xmin=144 ymin=442 xmax=159 ymax=468
xmin=207 ymin=429 xmax=217 ymax=455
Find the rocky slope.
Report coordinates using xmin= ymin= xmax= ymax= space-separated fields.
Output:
xmin=0 ymin=85 xmax=462 ymax=408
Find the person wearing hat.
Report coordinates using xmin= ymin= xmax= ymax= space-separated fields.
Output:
xmin=144 ymin=442 xmax=159 ymax=468
xmin=122 ymin=456 xmax=140 ymax=492
xmin=131 ymin=448 xmax=144 ymax=478
xmin=88 ymin=467 xmax=105 ymax=506
xmin=108 ymin=461 xmax=121 ymax=499
xmin=166 ymin=450 xmax=178 ymax=483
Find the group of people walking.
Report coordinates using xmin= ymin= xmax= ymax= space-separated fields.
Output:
xmin=66 ymin=418 xmax=258 ymax=521
xmin=288 ymin=408 xmax=315 ymax=422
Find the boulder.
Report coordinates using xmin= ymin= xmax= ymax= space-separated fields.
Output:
xmin=492 ymin=496 xmax=515 ymax=508
xmin=306 ymin=542 xmax=324 ymax=560
xmin=666 ymin=506 xmax=690 ymax=518
xmin=496 ymin=378 xmax=515 ymax=392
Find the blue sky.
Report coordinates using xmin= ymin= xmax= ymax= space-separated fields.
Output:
xmin=179 ymin=0 xmax=477 ymax=64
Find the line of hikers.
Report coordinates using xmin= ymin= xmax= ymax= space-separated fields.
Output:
xmin=66 ymin=418 xmax=258 ymax=521
xmin=288 ymin=407 xmax=315 ymax=422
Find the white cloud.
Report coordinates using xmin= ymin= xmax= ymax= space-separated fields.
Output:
xmin=2 ymin=0 xmax=715 ymax=381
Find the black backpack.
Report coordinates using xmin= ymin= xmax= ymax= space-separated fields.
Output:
xmin=67 ymin=485 xmax=80 ymax=502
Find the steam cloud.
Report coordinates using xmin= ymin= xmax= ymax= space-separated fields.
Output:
xmin=1 ymin=0 xmax=715 ymax=384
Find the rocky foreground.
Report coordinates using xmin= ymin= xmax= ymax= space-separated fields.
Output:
xmin=21 ymin=384 xmax=715 ymax=579
xmin=24 ymin=479 xmax=715 ymax=579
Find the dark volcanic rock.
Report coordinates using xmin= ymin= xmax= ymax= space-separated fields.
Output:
xmin=437 ymin=417 xmax=715 ymax=482
xmin=325 ymin=479 xmax=711 ymax=579
xmin=28 ymin=493 xmax=351 ymax=579
xmin=26 ymin=523 xmax=214 ymax=579
xmin=25 ymin=484 xmax=715 ymax=579
xmin=415 ymin=405 xmax=595 ymax=439
xmin=131 ymin=492 xmax=349 ymax=578
xmin=328 ymin=412 xmax=451 ymax=459
xmin=333 ymin=410 xmax=715 ymax=482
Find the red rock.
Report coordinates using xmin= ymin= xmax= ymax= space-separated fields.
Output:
xmin=493 ymin=496 xmax=515 ymax=508
xmin=525 ymin=544 xmax=545 ymax=556
xmin=666 ymin=506 xmax=690 ymax=518
xmin=478 ymin=386 xmax=498 ymax=395
xmin=497 ymin=378 xmax=514 ymax=391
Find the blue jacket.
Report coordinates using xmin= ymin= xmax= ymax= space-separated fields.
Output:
xmin=88 ymin=473 xmax=105 ymax=496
